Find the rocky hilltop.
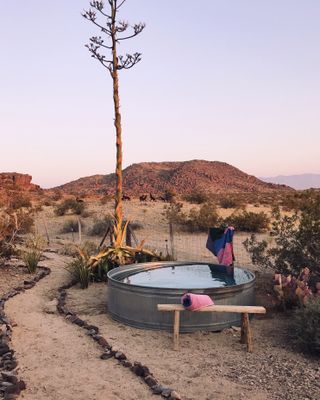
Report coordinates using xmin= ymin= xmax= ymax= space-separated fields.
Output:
xmin=0 ymin=173 xmax=40 ymax=192
xmin=55 ymin=160 xmax=291 ymax=196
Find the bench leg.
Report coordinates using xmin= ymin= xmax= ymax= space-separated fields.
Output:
xmin=173 ymin=310 xmax=180 ymax=351
xmin=240 ymin=313 xmax=253 ymax=352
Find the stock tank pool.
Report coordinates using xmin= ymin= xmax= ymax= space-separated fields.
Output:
xmin=107 ymin=262 xmax=255 ymax=332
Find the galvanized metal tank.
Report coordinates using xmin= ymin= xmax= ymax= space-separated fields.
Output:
xmin=107 ymin=262 xmax=256 ymax=333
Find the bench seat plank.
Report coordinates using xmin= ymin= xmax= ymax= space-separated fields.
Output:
xmin=157 ymin=304 xmax=266 ymax=314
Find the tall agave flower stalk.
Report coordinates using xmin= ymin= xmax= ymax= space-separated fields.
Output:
xmin=83 ymin=1 xmax=145 ymax=243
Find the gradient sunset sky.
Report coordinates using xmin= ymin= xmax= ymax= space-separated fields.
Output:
xmin=1 ymin=0 xmax=319 ymax=188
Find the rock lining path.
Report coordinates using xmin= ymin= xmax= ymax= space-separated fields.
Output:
xmin=5 ymin=253 xmax=152 ymax=400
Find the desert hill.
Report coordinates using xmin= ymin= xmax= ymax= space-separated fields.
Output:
xmin=55 ymin=160 xmax=292 ymax=196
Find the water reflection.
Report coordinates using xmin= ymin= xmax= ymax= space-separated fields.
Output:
xmin=122 ymin=264 xmax=252 ymax=289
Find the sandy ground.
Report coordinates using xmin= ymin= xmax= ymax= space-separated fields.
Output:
xmin=1 ymin=201 xmax=318 ymax=400
xmin=67 ymin=281 xmax=320 ymax=400
xmin=3 ymin=252 xmax=320 ymax=400
xmin=5 ymin=253 xmax=152 ymax=400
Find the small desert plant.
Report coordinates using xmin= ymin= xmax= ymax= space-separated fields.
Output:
xmin=226 ymin=210 xmax=269 ymax=232
xmin=22 ymin=235 xmax=44 ymax=273
xmin=23 ymin=250 xmax=42 ymax=273
xmin=66 ymin=257 xmax=92 ymax=289
xmin=291 ymin=297 xmax=320 ymax=356
xmin=60 ymin=219 xmax=81 ymax=234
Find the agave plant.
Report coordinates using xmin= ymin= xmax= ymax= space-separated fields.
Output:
xmin=67 ymin=219 xmax=160 ymax=288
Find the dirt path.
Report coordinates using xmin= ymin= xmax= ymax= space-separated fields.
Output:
xmin=5 ymin=253 xmax=152 ymax=400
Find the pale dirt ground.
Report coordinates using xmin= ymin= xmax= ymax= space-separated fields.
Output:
xmin=5 ymin=253 xmax=152 ymax=400
xmin=3 ymin=201 xmax=318 ymax=400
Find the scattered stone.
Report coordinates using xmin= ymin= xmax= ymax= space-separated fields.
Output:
xmin=144 ymin=375 xmax=158 ymax=387
xmin=100 ymin=352 xmax=113 ymax=360
xmin=151 ymin=384 xmax=164 ymax=394
xmin=120 ymin=360 xmax=132 ymax=368
xmin=97 ymin=337 xmax=109 ymax=348
xmin=161 ymin=388 xmax=172 ymax=398
xmin=1 ymin=372 xmax=18 ymax=385
xmin=43 ymin=299 xmax=58 ymax=314
xmin=114 ymin=352 xmax=126 ymax=361
xmin=170 ymin=390 xmax=182 ymax=399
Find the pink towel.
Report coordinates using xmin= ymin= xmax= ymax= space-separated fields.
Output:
xmin=181 ymin=293 xmax=214 ymax=311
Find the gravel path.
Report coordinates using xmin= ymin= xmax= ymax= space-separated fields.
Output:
xmin=5 ymin=253 xmax=152 ymax=400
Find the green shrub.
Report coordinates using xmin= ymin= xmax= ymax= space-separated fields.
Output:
xmin=23 ymin=250 xmax=42 ymax=273
xmin=183 ymin=191 xmax=209 ymax=204
xmin=226 ymin=211 xmax=269 ymax=232
xmin=244 ymin=195 xmax=320 ymax=278
xmin=292 ymin=298 xmax=320 ymax=356
xmin=184 ymin=202 xmax=220 ymax=232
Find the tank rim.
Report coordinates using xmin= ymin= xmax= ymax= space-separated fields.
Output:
xmin=107 ymin=261 xmax=255 ymax=294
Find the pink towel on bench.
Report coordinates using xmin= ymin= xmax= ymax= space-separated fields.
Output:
xmin=181 ymin=293 xmax=214 ymax=311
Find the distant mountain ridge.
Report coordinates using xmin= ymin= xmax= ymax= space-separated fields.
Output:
xmin=55 ymin=160 xmax=292 ymax=196
xmin=261 ymin=174 xmax=320 ymax=190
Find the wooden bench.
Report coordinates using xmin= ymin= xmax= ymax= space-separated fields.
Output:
xmin=157 ymin=304 xmax=266 ymax=352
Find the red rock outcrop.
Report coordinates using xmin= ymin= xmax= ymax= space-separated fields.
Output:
xmin=0 ymin=173 xmax=40 ymax=191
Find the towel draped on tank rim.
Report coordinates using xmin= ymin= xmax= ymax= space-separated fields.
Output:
xmin=206 ymin=226 xmax=235 ymax=267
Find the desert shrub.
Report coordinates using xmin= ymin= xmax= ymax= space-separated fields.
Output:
xmin=184 ymin=202 xmax=220 ymax=232
xmin=100 ymin=194 xmax=113 ymax=205
xmin=183 ymin=191 xmax=209 ymax=204
xmin=58 ymin=243 xmax=78 ymax=257
xmin=60 ymin=219 xmax=82 ymax=234
xmin=51 ymin=190 xmax=63 ymax=201
xmin=219 ymin=197 xmax=241 ymax=209
xmin=226 ymin=211 xmax=269 ymax=232
xmin=164 ymin=189 xmax=176 ymax=203
xmin=42 ymin=199 xmax=53 ymax=207
xmin=8 ymin=194 xmax=32 ymax=209
xmin=162 ymin=202 xmax=186 ymax=225
xmin=89 ymin=216 xmax=113 ymax=236
xmin=0 ymin=208 xmax=34 ymax=258
xmin=291 ymin=298 xmax=320 ymax=356
xmin=164 ymin=202 xmax=221 ymax=233
xmin=244 ymin=195 xmax=320 ymax=277
xmin=54 ymin=198 xmax=86 ymax=216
